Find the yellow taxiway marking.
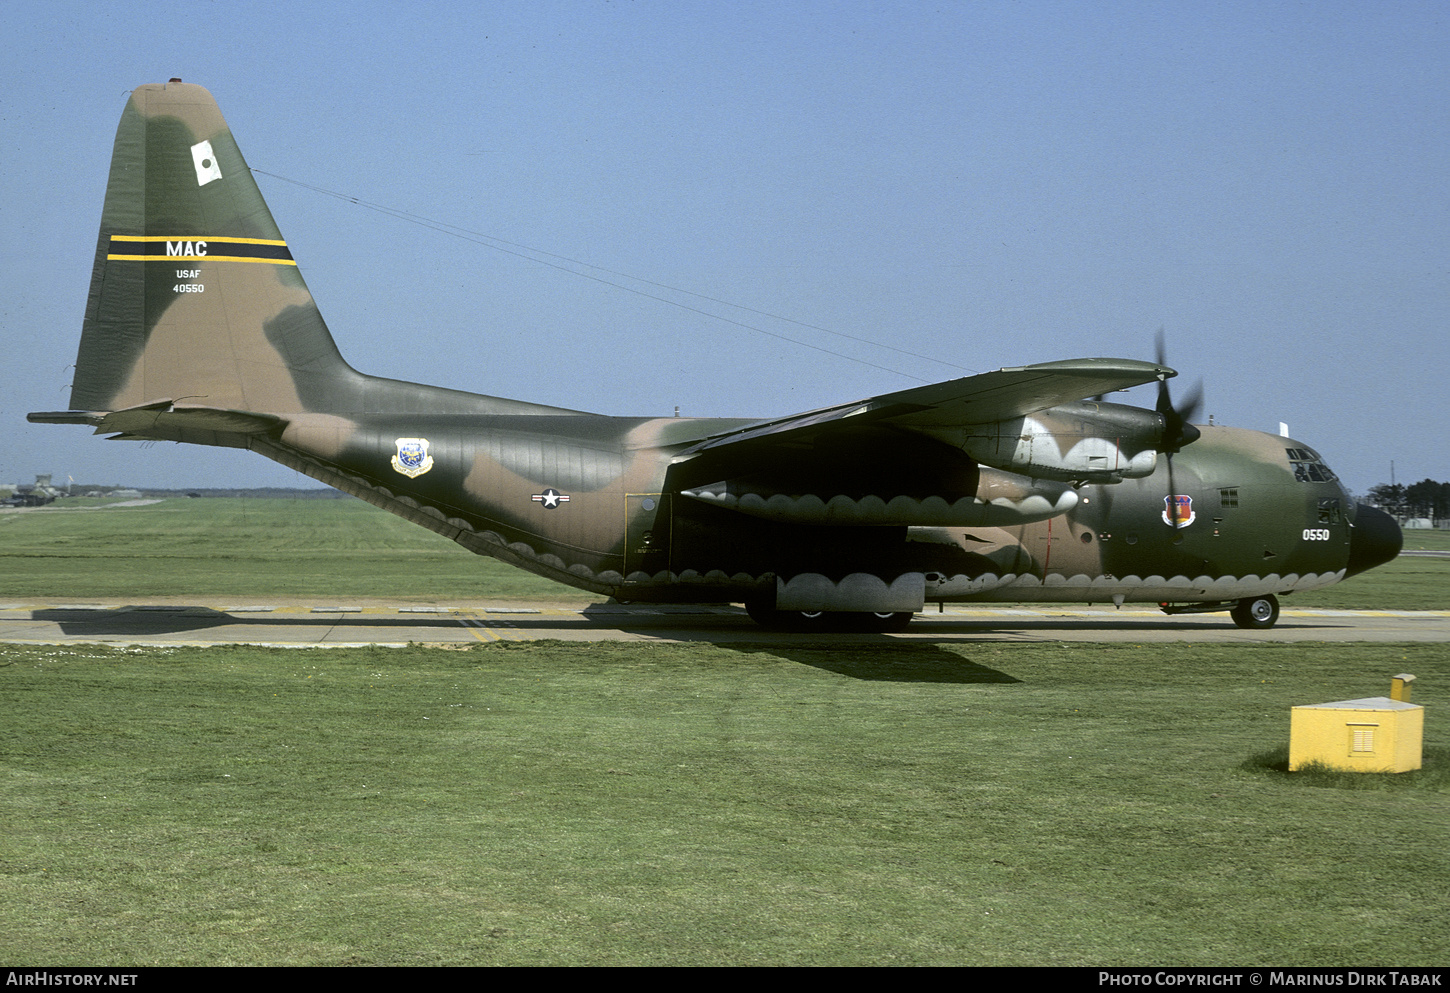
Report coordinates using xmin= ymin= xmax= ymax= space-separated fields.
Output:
xmin=459 ymin=618 xmax=498 ymax=642
xmin=457 ymin=617 xmax=531 ymax=642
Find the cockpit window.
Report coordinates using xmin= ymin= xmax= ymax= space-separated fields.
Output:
xmin=1286 ymin=447 xmax=1338 ymax=484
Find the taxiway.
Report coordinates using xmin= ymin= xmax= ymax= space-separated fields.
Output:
xmin=2 ymin=600 xmax=1448 ymax=647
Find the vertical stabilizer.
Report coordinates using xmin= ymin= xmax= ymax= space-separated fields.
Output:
xmin=73 ymin=82 xmax=352 ymax=415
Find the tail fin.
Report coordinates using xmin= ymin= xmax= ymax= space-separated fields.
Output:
xmin=71 ymin=81 xmax=353 ymax=415
xmin=62 ymin=82 xmax=573 ymax=424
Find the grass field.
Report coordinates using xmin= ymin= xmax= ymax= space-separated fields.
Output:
xmin=2 ymin=639 xmax=1447 ymax=966
xmin=0 ymin=496 xmax=581 ymax=602
xmin=1 ymin=496 xmax=1445 ymax=608
xmin=1 ymin=497 xmax=1447 ymax=965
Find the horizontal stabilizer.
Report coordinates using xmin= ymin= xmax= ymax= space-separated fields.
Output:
xmin=27 ymin=410 xmax=108 ymax=427
xmin=29 ymin=401 xmax=285 ymax=448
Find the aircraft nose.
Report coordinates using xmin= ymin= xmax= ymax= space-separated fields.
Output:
xmin=1345 ymin=503 xmax=1402 ymax=577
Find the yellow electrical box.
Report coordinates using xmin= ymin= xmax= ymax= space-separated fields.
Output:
xmin=1289 ymin=697 xmax=1424 ymax=773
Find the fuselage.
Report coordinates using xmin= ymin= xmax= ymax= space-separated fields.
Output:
xmin=257 ymin=410 xmax=1396 ymax=609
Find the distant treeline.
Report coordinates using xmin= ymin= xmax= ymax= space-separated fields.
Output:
xmin=1367 ymin=479 xmax=1450 ymax=522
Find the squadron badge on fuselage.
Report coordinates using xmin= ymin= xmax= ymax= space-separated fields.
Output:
xmin=1162 ymin=494 xmax=1195 ymax=528
xmin=392 ymin=438 xmax=434 ymax=478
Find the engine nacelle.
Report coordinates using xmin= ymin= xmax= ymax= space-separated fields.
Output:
xmin=951 ymin=400 xmax=1164 ymax=483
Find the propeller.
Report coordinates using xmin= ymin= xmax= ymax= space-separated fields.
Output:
xmin=1154 ymin=330 xmax=1204 ymax=530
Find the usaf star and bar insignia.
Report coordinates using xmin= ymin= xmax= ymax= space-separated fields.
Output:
xmin=532 ymin=488 xmax=571 ymax=509
xmin=392 ymin=438 xmax=434 ymax=478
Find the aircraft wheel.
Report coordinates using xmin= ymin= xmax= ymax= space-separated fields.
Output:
xmin=865 ymin=611 xmax=914 ymax=633
xmin=789 ymin=610 xmax=832 ymax=631
xmin=744 ymin=609 xmax=912 ymax=632
xmin=1231 ymin=594 xmax=1279 ymax=630
xmin=744 ymin=602 xmax=830 ymax=630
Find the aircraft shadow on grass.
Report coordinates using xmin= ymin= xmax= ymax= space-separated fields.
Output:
xmin=719 ymin=642 xmax=1021 ymax=684
xmin=32 ymin=604 xmax=763 ymax=637
xmin=31 ymin=606 xmax=466 ymax=637
xmin=29 ymin=606 xmax=1021 ymax=684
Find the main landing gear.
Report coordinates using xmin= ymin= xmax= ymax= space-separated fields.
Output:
xmin=745 ymin=601 xmax=914 ymax=633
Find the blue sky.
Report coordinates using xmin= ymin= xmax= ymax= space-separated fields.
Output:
xmin=3 ymin=1 xmax=1446 ymax=493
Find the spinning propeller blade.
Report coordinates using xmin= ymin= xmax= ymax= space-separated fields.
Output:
xmin=1154 ymin=331 xmax=1204 ymax=529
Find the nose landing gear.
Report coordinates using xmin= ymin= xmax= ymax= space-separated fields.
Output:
xmin=1230 ymin=594 xmax=1280 ymax=630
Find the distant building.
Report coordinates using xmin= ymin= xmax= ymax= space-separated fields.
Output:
xmin=6 ymin=474 xmax=63 ymax=507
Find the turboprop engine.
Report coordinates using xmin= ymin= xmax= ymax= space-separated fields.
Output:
xmin=951 ymin=400 xmax=1166 ymax=484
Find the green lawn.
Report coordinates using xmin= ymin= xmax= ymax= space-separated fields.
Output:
xmin=1 ymin=639 xmax=1446 ymax=966
xmin=2 ymin=498 xmax=1446 ymax=965
xmin=1399 ymin=527 xmax=1450 ymax=553
xmin=0 ymin=496 xmax=581 ymax=602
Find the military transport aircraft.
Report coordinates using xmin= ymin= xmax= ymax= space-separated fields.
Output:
xmin=30 ymin=82 xmax=1402 ymax=632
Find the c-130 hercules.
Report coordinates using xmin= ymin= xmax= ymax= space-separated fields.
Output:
xmin=31 ymin=82 xmax=1402 ymax=632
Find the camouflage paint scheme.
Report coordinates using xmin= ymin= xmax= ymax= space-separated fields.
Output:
xmin=31 ymin=83 xmax=1401 ymax=630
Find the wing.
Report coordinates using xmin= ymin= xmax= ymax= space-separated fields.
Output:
xmin=674 ymin=357 xmax=1171 ymax=461
xmin=666 ymin=357 xmax=1175 ymax=526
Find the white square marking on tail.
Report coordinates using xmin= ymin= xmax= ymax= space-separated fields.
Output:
xmin=191 ymin=140 xmax=223 ymax=186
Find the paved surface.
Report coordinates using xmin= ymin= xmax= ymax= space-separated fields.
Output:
xmin=2 ymin=599 xmax=1448 ymax=647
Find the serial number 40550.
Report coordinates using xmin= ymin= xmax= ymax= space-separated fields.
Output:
xmin=173 ymin=283 xmax=204 ymax=293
